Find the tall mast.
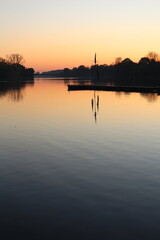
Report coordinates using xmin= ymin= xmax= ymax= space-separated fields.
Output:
xmin=94 ymin=53 xmax=99 ymax=81
xmin=94 ymin=53 xmax=97 ymax=65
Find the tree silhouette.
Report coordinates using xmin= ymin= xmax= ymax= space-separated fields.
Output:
xmin=138 ymin=57 xmax=150 ymax=65
xmin=0 ymin=54 xmax=34 ymax=80
xmin=115 ymin=57 xmax=122 ymax=65
xmin=6 ymin=54 xmax=24 ymax=65
xmin=121 ymin=58 xmax=133 ymax=64
xmin=0 ymin=57 xmax=6 ymax=63
xmin=146 ymin=52 xmax=159 ymax=62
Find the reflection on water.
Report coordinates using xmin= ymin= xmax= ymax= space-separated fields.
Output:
xmin=1 ymin=77 xmax=158 ymax=104
xmin=91 ymin=91 xmax=100 ymax=123
xmin=115 ymin=91 xmax=158 ymax=103
xmin=140 ymin=93 xmax=158 ymax=102
xmin=0 ymin=80 xmax=34 ymax=102
xmin=0 ymin=78 xmax=160 ymax=240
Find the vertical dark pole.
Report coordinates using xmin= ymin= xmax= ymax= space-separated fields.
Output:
xmin=94 ymin=53 xmax=99 ymax=81
xmin=96 ymin=64 xmax=99 ymax=81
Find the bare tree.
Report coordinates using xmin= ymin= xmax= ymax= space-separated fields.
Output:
xmin=6 ymin=54 xmax=24 ymax=64
xmin=146 ymin=52 xmax=159 ymax=61
xmin=115 ymin=57 xmax=122 ymax=64
xmin=0 ymin=57 xmax=6 ymax=63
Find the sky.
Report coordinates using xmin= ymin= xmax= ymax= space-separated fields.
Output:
xmin=1 ymin=0 xmax=160 ymax=72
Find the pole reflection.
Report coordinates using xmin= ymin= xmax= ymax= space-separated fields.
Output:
xmin=91 ymin=91 xmax=99 ymax=123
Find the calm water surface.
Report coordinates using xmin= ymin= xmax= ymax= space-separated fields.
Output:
xmin=0 ymin=78 xmax=160 ymax=239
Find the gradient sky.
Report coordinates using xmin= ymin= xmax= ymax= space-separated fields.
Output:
xmin=1 ymin=0 xmax=160 ymax=72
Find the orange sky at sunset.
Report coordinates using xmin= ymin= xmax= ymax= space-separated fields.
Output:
xmin=1 ymin=0 xmax=160 ymax=72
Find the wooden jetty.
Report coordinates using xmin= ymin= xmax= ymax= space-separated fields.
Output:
xmin=68 ymin=85 xmax=159 ymax=93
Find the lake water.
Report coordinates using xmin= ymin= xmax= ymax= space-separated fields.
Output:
xmin=0 ymin=78 xmax=160 ymax=239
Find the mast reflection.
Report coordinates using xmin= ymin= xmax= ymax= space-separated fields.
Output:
xmin=91 ymin=91 xmax=99 ymax=123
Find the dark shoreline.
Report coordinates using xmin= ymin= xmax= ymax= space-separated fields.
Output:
xmin=68 ymin=84 xmax=160 ymax=93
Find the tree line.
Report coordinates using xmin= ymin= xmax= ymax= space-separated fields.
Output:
xmin=40 ymin=52 xmax=160 ymax=85
xmin=0 ymin=54 xmax=34 ymax=81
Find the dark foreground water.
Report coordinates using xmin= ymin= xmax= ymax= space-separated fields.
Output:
xmin=0 ymin=78 xmax=160 ymax=239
